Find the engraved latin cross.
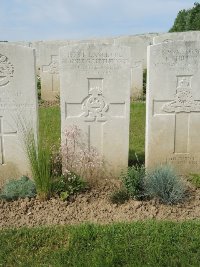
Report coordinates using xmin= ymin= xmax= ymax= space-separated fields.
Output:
xmin=42 ymin=55 xmax=59 ymax=92
xmin=64 ymin=78 xmax=126 ymax=154
xmin=0 ymin=116 xmax=17 ymax=164
xmin=153 ymin=75 xmax=200 ymax=153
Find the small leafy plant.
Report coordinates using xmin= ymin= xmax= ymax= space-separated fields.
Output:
xmin=121 ymin=165 xmax=146 ymax=200
xmin=145 ymin=165 xmax=186 ymax=204
xmin=188 ymin=173 xmax=200 ymax=188
xmin=0 ymin=176 xmax=36 ymax=201
xmin=51 ymin=171 xmax=87 ymax=201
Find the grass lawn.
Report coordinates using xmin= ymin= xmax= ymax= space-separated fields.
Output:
xmin=1 ymin=221 xmax=200 ymax=266
xmin=129 ymin=102 xmax=145 ymax=165
xmin=39 ymin=106 xmax=61 ymax=149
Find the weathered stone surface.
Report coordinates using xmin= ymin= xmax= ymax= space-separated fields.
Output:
xmin=39 ymin=39 xmax=114 ymax=101
xmin=30 ymin=41 xmax=43 ymax=75
xmin=0 ymin=44 xmax=38 ymax=185
xmin=80 ymin=37 xmax=114 ymax=44
xmin=146 ymin=41 xmax=200 ymax=174
xmin=39 ymin=41 xmax=70 ymax=101
xmin=153 ymin=31 xmax=200 ymax=44
xmin=115 ymin=33 xmax=159 ymax=99
xmin=5 ymin=41 xmax=41 ymax=76
xmin=60 ymin=44 xmax=131 ymax=177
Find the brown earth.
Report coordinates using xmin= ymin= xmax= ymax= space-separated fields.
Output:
xmin=0 ymin=179 xmax=200 ymax=229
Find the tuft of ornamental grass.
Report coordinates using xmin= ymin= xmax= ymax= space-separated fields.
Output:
xmin=24 ymin=130 xmax=52 ymax=201
xmin=145 ymin=165 xmax=186 ymax=204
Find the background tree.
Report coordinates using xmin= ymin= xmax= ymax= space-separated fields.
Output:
xmin=169 ymin=2 xmax=200 ymax=32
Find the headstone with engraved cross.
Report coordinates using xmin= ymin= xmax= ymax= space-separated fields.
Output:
xmin=114 ymin=34 xmax=158 ymax=99
xmin=60 ymin=44 xmax=131 ymax=177
xmin=39 ymin=41 xmax=74 ymax=101
xmin=0 ymin=44 xmax=38 ymax=185
xmin=146 ymin=41 xmax=200 ymax=174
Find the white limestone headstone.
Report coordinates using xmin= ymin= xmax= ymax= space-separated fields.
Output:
xmin=0 ymin=44 xmax=38 ymax=184
xmin=153 ymin=31 xmax=200 ymax=45
xmin=146 ymin=41 xmax=200 ymax=174
xmin=30 ymin=41 xmax=43 ymax=75
xmin=39 ymin=39 xmax=115 ymax=101
xmin=39 ymin=41 xmax=73 ymax=101
xmin=80 ymin=37 xmax=114 ymax=45
xmin=115 ymin=33 xmax=159 ymax=99
xmin=60 ymin=44 xmax=131 ymax=177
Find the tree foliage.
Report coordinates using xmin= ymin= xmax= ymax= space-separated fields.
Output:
xmin=169 ymin=2 xmax=200 ymax=32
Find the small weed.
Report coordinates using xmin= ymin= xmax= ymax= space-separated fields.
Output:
xmin=51 ymin=172 xmax=87 ymax=200
xmin=189 ymin=173 xmax=200 ymax=188
xmin=121 ymin=165 xmax=146 ymax=200
xmin=110 ymin=189 xmax=129 ymax=204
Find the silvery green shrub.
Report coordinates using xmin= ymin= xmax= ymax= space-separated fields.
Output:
xmin=145 ymin=165 xmax=186 ymax=204
xmin=0 ymin=176 xmax=36 ymax=201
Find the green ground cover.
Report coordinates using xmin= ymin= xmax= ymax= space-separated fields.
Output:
xmin=1 ymin=221 xmax=200 ymax=266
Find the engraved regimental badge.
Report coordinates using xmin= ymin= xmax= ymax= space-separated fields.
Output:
xmin=0 ymin=54 xmax=14 ymax=86
xmin=82 ymin=86 xmax=109 ymax=122
xmin=162 ymin=76 xmax=200 ymax=113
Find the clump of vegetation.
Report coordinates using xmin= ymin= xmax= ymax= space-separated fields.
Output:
xmin=51 ymin=172 xmax=87 ymax=201
xmin=61 ymin=125 xmax=105 ymax=182
xmin=189 ymin=173 xmax=200 ymax=188
xmin=145 ymin=165 xmax=186 ymax=204
xmin=111 ymin=164 xmax=188 ymax=205
xmin=50 ymin=134 xmax=89 ymax=201
xmin=121 ymin=165 xmax=146 ymax=200
xmin=25 ymin=130 xmax=52 ymax=201
xmin=24 ymin=125 xmax=93 ymax=201
xmin=0 ymin=176 xmax=36 ymax=201
xmin=110 ymin=189 xmax=129 ymax=204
